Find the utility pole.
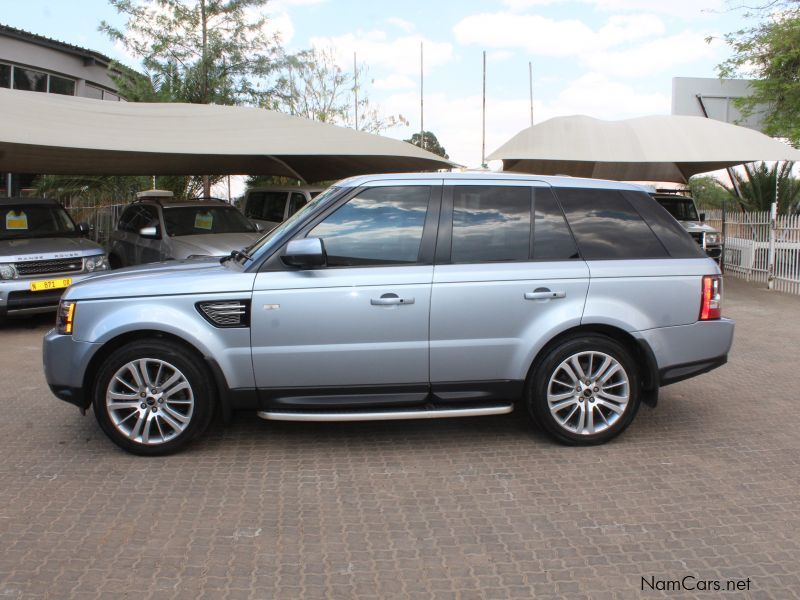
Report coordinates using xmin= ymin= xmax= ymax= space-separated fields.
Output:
xmin=420 ymin=42 xmax=425 ymax=150
xmin=528 ymin=61 xmax=534 ymax=127
xmin=353 ymin=52 xmax=359 ymax=130
xmin=481 ymin=50 xmax=486 ymax=167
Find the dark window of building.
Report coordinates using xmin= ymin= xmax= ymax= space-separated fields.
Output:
xmin=556 ymin=187 xmax=668 ymax=260
xmin=0 ymin=64 xmax=10 ymax=88
xmin=309 ymin=186 xmax=430 ymax=266
xmin=84 ymin=85 xmax=103 ymax=100
xmin=287 ymin=192 xmax=307 ymax=217
xmin=245 ymin=191 xmax=287 ymax=222
xmin=49 ymin=75 xmax=75 ymax=96
xmin=104 ymin=91 xmax=120 ymax=102
xmin=622 ymin=191 xmax=704 ymax=259
xmin=451 ymin=185 xmax=531 ymax=263
xmin=13 ymin=67 xmax=47 ymax=92
xmin=533 ymin=188 xmax=579 ymax=260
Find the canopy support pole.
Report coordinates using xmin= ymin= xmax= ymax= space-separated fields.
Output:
xmin=268 ymin=156 xmax=307 ymax=184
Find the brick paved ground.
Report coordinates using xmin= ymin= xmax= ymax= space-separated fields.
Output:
xmin=0 ymin=277 xmax=798 ymax=599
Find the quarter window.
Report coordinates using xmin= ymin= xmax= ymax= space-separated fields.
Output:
xmin=556 ymin=188 xmax=668 ymax=260
xmin=309 ymin=186 xmax=430 ymax=266
xmin=451 ymin=185 xmax=531 ymax=263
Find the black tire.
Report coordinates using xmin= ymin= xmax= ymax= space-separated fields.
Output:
xmin=92 ymin=339 xmax=215 ymax=456
xmin=108 ymin=254 xmax=123 ymax=269
xmin=527 ymin=334 xmax=640 ymax=445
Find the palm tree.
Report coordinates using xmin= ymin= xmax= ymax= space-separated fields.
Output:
xmin=723 ymin=161 xmax=800 ymax=214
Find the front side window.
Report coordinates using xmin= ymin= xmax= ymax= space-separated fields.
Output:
xmin=119 ymin=205 xmax=159 ymax=233
xmin=309 ymin=186 xmax=430 ymax=266
xmin=0 ymin=204 xmax=77 ymax=239
xmin=245 ymin=192 xmax=287 ymax=222
xmin=451 ymin=185 xmax=531 ymax=263
xmin=13 ymin=67 xmax=47 ymax=92
xmin=163 ymin=206 xmax=256 ymax=236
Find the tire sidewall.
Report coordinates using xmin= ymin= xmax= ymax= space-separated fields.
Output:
xmin=93 ymin=340 xmax=214 ymax=456
xmin=528 ymin=335 xmax=640 ymax=445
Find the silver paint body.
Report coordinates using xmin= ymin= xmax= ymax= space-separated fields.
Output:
xmin=43 ymin=172 xmax=734 ymax=403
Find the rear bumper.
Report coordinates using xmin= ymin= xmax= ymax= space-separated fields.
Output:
xmin=634 ymin=318 xmax=734 ymax=387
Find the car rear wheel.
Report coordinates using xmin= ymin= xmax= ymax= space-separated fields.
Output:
xmin=93 ymin=340 xmax=214 ymax=455
xmin=527 ymin=335 xmax=640 ymax=445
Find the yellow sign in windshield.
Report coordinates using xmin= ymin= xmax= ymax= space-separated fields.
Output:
xmin=5 ymin=210 xmax=28 ymax=230
xmin=194 ymin=212 xmax=213 ymax=231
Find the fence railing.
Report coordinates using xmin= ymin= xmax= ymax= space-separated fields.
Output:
xmin=705 ymin=206 xmax=800 ymax=296
xmin=64 ymin=203 xmax=125 ymax=247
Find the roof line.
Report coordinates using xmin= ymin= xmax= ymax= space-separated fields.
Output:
xmin=0 ymin=22 xmax=115 ymax=67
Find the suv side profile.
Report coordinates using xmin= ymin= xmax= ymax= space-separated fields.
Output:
xmin=44 ymin=173 xmax=734 ymax=455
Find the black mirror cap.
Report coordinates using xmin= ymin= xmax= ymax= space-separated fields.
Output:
xmin=77 ymin=222 xmax=93 ymax=236
xmin=699 ymin=212 xmax=706 ymax=222
xmin=281 ymin=237 xmax=326 ymax=269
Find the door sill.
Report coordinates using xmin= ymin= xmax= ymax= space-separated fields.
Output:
xmin=257 ymin=403 xmax=513 ymax=422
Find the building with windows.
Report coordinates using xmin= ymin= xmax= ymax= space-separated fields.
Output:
xmin=0 ymin=23 xmax=124 ymax=196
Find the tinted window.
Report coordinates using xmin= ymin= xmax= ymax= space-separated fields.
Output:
xmin=309 ymin=186 xmax=430 ymax=266
xmin=163 ymin=206 xmax=256 ymax=236
xmin=451 ymin=186 xmax=531 ymax=263
xmin=0 ymin=64 xmax=9 ymax=88
xmin=653 ymin=195 xmax=699 ymax=221
xmin=624 ymin=191 xmax=704 ymax=259
xmin=556 ymin=188 xmax=668 ymax=260
xmin=245 ymin=191 xmax=286 ymax=222
xmin=533 ymin=188 xmax=579 ymax=260
xmin=287 ymin=192 xmax=306 ymax=216
xmin=49 ymin=75 xmax=75 ymax=96
xmin=13 ymin=67 xmax=47 ymax=92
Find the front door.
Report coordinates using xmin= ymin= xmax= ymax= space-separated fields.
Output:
xmin=250 ymin=182 xmax=440 ymax=408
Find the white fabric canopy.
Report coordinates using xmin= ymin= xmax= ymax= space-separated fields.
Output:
xmin=488 ymin=114 xmax=800 ymax=183
xmin=0 ymin=89 xmax=454 ymax=181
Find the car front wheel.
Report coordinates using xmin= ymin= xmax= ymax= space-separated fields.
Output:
xmin=528 ymin=335 xmax=640 ymax=445
xmin=93 ymin=340 xmax=214 ymax=455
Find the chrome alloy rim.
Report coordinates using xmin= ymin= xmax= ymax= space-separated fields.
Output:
xmin=106 ymin=359 xmax=194 ymax=445
xmin=547 ymin=351 xmax=630 ymax=435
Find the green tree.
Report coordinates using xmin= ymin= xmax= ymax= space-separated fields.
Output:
xmin=716 ymin=2 xmax=800 ymax=145
xmin=720 ymin=162 xmax=800 ymax=214
xmin=33 ymin=174 xmax=209 ymax=204
xmin=405 ymin=131 xmax=449 ymax=159
xmin=689 ymin=175 xmax=730 ymax=210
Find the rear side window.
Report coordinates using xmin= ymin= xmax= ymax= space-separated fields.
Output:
xmin=533 ymin=188 xmax=579 ymax=260
xmin=622 ymin=191 xmax=704 ymax=259
xmin=451 ymin=186 xmax=531 ymax=263
xmin=245 ymin=192 xmax=286 ymax=222
xmin=556 ymin=188 xmax=668 ymax=260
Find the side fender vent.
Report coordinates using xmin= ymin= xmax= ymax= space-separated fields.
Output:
xmin=197 ymin=300 xmax=251 ymax=328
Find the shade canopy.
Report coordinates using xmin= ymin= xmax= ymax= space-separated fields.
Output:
xmin=0 ymin=89 xmax=454 ymax=181
xmin=488 ymin=114 xmax=800 ymax=183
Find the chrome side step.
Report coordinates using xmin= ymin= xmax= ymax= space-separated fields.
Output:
xmin=257 ymin=404 xmax=514 ymax=422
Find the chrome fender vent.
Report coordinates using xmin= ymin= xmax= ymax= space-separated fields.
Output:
xmin=196 ymin=300 xmax=251 ymax=328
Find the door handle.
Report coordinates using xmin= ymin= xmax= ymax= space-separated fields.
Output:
xmin=371 ymin=293 xmax=415 ymax=306
xmin=524 ymin=290 xmax=566 ymax=300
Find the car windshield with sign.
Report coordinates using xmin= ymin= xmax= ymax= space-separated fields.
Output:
xmin=162 ymin=206 xmax=257 ymax=236
xmin=0 ymin=204 xmax=79 ymax=239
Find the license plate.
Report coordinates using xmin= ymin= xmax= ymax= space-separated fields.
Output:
xmin=29 ymin=278 xmax=72 ymax=292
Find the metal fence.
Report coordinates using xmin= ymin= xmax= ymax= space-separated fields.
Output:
xmin=65 ymin=203 xmax=125 ymax=247
xmin=705 ymin=205 xmax=800 ymax=296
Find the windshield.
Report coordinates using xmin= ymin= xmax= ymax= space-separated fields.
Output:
xmin=241 ymin=186 xmax=342 ymax=259
xmin=655 ymin=196 xmax=699 ymax=222
xmin=0 ymin=204 xmax=77 ymax=240
xmin=163 ymin=206 xmax=256 ymax=236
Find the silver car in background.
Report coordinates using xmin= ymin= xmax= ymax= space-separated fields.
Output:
xmin=0 ymin=197 xmax=108 ymax=319
xmin=108 ymin=195 xmax=263 ymax=268
xmin=44 ymin=172 xmax=734 ymax=455
xmin=241 ymin=185 xmax=324 ymax=232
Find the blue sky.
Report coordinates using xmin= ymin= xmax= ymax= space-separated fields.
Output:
xmin=4 ymin=0 xmax=750 ymax=169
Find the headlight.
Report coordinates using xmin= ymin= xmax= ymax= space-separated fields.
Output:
xmin=56 ymin=300 xmax=77 ymax=335
xmin=0 ymin=263 xmax=18 ymax=280
xmin=84 ymin=255 xmax=109 ymax=272
xmin=705 ymin=233 xmax=720 ymax=246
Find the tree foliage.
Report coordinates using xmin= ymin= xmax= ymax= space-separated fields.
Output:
xmin=689 ymin=175 xmax=731 ymax=209
xmin=720 ymin=162 xmax=800 ymax=214
xmin=33 ymin=174 xmax=214 ymax=203
xmin=716 ymin=1 xmax=800 ymax=145
xmin=405 ymin=131 xmax=449 ymax=159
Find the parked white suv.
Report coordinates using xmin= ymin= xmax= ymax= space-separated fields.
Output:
xmin=241 ymin=186 xmax=324 ymax=231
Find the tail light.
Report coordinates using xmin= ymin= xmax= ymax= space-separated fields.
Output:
xmin=699 ymin=275 xmax=722 ymax=320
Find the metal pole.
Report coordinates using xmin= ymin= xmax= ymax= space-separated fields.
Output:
xmin=529 ymin=61 xmax=533 ymax=127
xmin=482 ymin=50 xmax=486 ymax=167
xmin=5 ymin=173 xmax=11 ymax=198
xmin=768 ymin=200 xmax=777 ymax=289
xmin=420 ymin=42 xmax=424 ymax=150
xmin=353 ymin=51 xmax=358 ymax=131
xmin=721 ymin=199 xmax=727 ymax=274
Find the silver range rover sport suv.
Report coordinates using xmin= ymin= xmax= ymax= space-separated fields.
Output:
xmin=43 ymin=173 xmax=734 ymax=455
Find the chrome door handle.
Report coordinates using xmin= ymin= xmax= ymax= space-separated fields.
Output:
xmin=524 ymin=290 xmax=566 ymax=300
xmin=371 ymin=294 xmax=415 ymax=306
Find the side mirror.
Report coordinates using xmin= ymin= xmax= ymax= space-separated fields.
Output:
xmin=254 ymin=222 xmax=265 ymax=232
xmin=282 ymin=237 xmax=326 ymax=269
xmin=76 ymin=222 xmax=93 ymax=236
xmin=699 ymin=212 xmax=706 ymax=222
xmin=139 ymin=225 xmax=160 ymax=239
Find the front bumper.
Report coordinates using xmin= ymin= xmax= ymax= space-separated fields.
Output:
xmin=0 ymin=272 xmax=100 ymax=317
xmin=43 ymin=328 xmax=102 ymax=411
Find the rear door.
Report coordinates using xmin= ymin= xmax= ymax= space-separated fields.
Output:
xmin=429 ymin=180 xmax=590 ymax=399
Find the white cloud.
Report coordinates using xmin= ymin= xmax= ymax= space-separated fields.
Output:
xmin=373 ymin=74 xmax=418 ymax=90
xmin=501 ymin=0 xmax=723 ymax=18
xmin=386 ymin=16 xmax=415 ymax=33
xmin=487 ymin=50 xmax=515 ymax=63
xmin=310 ymin=30 xmax=453 ymax=76
xmin=262 ymin=3 xmax=295 ymax=45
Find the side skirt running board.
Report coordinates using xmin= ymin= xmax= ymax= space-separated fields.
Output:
xmin=257 ymin=404 xmax=514 ymax=422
